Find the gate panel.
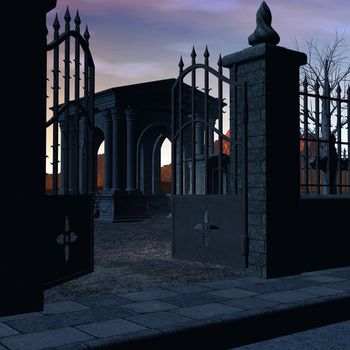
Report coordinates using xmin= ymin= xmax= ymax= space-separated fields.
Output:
xmin=173 ymin=195 xmax=245 ymax=266
xmin=171 ymin=47 xmax=247 ymax=268
xmin=43 ymin=196 xmax=93 ymax=288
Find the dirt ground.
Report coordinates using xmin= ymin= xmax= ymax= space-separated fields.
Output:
xmin=45 ymin=215 xmax=242 ymax=303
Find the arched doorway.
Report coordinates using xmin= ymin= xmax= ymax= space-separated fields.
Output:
xmin=136 ymin=123 xmax=171 ymax=194
xmin=160 ymin=138 xmax=172 ymax=194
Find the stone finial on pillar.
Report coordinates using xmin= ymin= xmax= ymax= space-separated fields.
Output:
xmin=248 ymin=1 xmax=280 ymax=46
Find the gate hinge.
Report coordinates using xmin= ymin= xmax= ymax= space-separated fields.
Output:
xmin=242 ymin=234 xmax=249 ymax=256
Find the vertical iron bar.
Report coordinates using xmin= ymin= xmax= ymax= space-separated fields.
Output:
xmin=303 ymin=76 xmax=309 ymax=194
xmin=233 ymin=71 xmax=238 ymax=195
xmin=191 ymin=47 xmax=196 ymax=195
xmin=347 ymin=86 xmax=350 ymax=194
xmin=63 ymin=8 xmax=71 ymax=195
xmin=74 ymin=11 xmax=81 ymax=194
xmin=315 ymin=80 xmax=321 ymax=194
xmin=204 ymin=47 xmax=209 ymax=195
xmin=82 ymin=26 xmax=90 ymax=194
xmin=218 ymin=55 xmax=223 ymax=195
xmin=242 ymin=82 xmax=249 ymax=266
xmin=171 ymin=85 xmax=176 ymax=195
xmin=89 ymin=65 xmax=96 ymax=193
xmin=325 ymin=74 xmax=331 ymax=194
xmin=179 ymin=57 xmax=184 ymax=195
xmin=336 ymin=85 xmax=342 ymax=194
xmin=52 ymin=15 xmax=60 ymax=195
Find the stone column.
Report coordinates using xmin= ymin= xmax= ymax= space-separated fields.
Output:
xmin=103 ymin=109 xmax=112 ymax=191
xmin=223 ymin=2 xmax=306 ymax=278
xmin=111 ymin=107 xmax=122 ymax=191
xmin=125 ymin=107 xmax=136 ymax=192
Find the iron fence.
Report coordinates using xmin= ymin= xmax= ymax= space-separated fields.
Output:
xmin=300 ymin=74 xmax=350 ymax=195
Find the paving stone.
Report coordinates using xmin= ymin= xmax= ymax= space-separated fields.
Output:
xmin=294 ymin=286 xmax=346 ymax=296
xmin=240 ymin=279 xmax=316 ymax=294
xmin=164 ymin=285 xmax=212 ymax=294
xmin=42 ymin=301 xmax=90 ymax=315
xmin=0 ymin=323 xmax=19 ymax=337
xmin=76 ymin=295 xmax=130 ymax=308
xmin=331 ymin=281 xmax=350 ymax=291
xmin=84 ymin=329 xmax=162 ymax=349
xmin=126 ymin=311 xmax=193 ymax=331
xmin=0 ymin=313 xmax=43 ymax=323
xmin=208 ymin=288 xmax=258 ymax=299
xmin=171 ymin=303 xmax=242 ymax=320
xmin=76 ymin=318 xmax=146 ymax=338
xmin=120 ymin=289 xmax=180 ymax=302
xmin=0 ymin=345 xmax=7 ymax=350
xmin=160 ymin=292 xmax=228 ymax=307
xmin=198 ymin=280 xmax=251 ymax=289
xmin=221 ymin=297 xmax=279 ymax=310
xmin=324 ymin=270 xmax=350 ymax=279
xmin=122 ymin=301 xmax=178 ymax=314
xmin=0 ymin=327 xmax=93 ymax=350
xmin=256 ymin=291 xmax=315 ymax=303
xmin=301 ymin=276 xmax=346 ymax=284
xmin=5 ymin=306 xmax=136 ymax=334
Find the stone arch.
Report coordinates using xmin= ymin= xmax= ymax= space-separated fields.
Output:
xmin=136 ymin=122 xmax=171 ymax=194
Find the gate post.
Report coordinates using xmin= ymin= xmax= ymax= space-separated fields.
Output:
xmin=223 ymin=2 xmax=306 ymax=277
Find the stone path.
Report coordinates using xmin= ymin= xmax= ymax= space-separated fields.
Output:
xmin=1 ymin=266 xmax=349 ymax=349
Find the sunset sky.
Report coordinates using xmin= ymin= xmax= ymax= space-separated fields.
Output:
xmin=46 ymin=0 xmax=350 ymax=166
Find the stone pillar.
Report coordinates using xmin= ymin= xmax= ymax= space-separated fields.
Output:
xmin=223 ymin=2 xmax=306 ymax=278
xmin=112 ymin=107 xmax=122 ymax=191
xmin=103 ymin=109 xmax=112 ymax=191
xmin=125 ymin=107 xmax=136 ymax=192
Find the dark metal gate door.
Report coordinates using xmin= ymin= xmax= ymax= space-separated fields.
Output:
xmin=44 ymin=8 xmax=95 ymax=288
xmin=171 ymin=48 xmax=247 ymax=267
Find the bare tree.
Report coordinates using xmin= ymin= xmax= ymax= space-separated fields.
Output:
xmin=297 ymin=33 xmax=350 ymax=194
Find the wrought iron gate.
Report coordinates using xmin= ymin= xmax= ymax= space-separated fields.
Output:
xmin=44 ymin=8 xmax=95 ymax=288
xmin=171 ymin=47 xmax=247 ymax=267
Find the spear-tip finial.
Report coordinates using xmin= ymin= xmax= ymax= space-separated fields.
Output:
xmin=217 ymin=54 xmax=222 ymax=66
xmin=248 ymin=1 xmax=280 ymax=46
xmin=75 ymin=10 xmax=81 ymax=26
xmin=303 ymin=75 xmax=308 ymax=88
xmin=84 ymin=25 xmax=90 ymax=41
xmin=64 ymin=6 xmax=71 ymax=22
xmin=53 ymin=13 xmax=60 ymax=30
xmin=191 ymin=46 xmax=197 ymax=60
xmin=204 ymin=46 xmax=210 ymax=60
xmin=336 ymin=84 xmax=342 ymax=95
xmin=178 ymin=56 xmax=184 ymax=71
xmin=314 ymin=79 xmax=320 ymax=91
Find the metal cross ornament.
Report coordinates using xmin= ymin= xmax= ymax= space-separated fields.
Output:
xmin=56 ymin=216 xmax=78 ymax=262
xmin=194 ymin=209 xmax=219 ymax=248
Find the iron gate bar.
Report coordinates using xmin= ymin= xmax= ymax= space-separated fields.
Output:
xmin=191 ymin=47 xmax=196 ymax=195
xmin=348 ymin=87 xmax=350 ymax=189
xmin=242 ymin=82 xmax=249 ymax=265
xmin=303 ymin=77 xmax=309 ymax=194
xmin=63 ymin=8 xmax=71 ymax=195
xmin=82 ymin=26 xmax=90 ymax=194
xmin=179 ymin=57 xmax=184 ymax=194
xmin=233 ymin=78 xmax=238 ymax=195
xmin=218 ymin=55 xmax=223 ymax=195
xmin=52 ymin=15 xmax=60 ymax=195
xmin=74 ymin=11 xmax=81 ymax=194
xmin=315 ymin=79 xmax=321 ymax=194
xmin=204 ymin=47 xmax=210 ymax=195
xmin=324 ymin=71 xmax=332 ymax=193
xmin=337 ymin=85 xmax=342 ymax=194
